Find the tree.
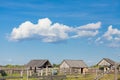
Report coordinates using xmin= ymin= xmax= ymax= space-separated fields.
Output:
xmin=53 ymin=64 xmax=60 ymax=67
xmin=0 ymin=70 xmax=7 ymax=77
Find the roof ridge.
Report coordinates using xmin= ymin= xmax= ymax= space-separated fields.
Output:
xmin=64 ymin=59 xmax=83 ymax=61
xmin=32 ymin=59 xmax=48 ymax=61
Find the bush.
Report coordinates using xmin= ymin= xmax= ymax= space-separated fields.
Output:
xmin=0 ymin=70 xmax=7 ymax=77
xmin=99 ymin=66 xmax=104 ymax=70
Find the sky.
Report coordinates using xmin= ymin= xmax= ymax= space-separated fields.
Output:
xmin=0 ymin=0 xmax=120 ymax=66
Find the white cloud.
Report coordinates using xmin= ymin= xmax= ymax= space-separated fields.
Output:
xmin=96 ymin=26 xmax=120 ymax=47
xmin=103 ymin=25 xmax=120 ymax=41
xmin=9 ymin=18 xmax=101 ymax=42
xmin=72 ymin=30 xmax=98 ymax=38
xmin=95 ymin=37 xmax=101 ymax=42
xmin=72 ymin=22 xmax=101 ymax=38
xmin=77 ymin=22 xmax=101 ymax=30
xmin=108 ymin=42 xmax=120 ymax=48
xmin=9 ymin=18 xmax=71 ymax=42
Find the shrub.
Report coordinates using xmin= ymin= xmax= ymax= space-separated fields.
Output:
xmin=0 ymin=70 xmax=7 ymax=77
xmin=99 ymin=66 xmax=104 ymax=70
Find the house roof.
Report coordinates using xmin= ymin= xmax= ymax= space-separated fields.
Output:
xmin=63 ymin=60 xmax=88 ymax=68
xmin=26 ymin=59 xmax=52 ymax=68
xmin=98 ymin=58 xmax=115 ymax=66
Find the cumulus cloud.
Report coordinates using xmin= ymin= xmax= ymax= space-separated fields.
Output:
xmin=96 ymin=26 xmax=120 ymax=47
xmin=108 ymin=42 xmax=120 ymax=48
xmin=77 ymin=22 xmax=101 ymax=30
xmin=72 ymin=30 xmax=98 ymax=38
xmin=9 ymin=18 xmax=101 ymax=42
xmin=72 ymin=22 xmax=101 ymax=38
xmin=103 ymin=25 xmax=120 ymax=41
xmin=9 ymin=18 xmax=71 ymax=42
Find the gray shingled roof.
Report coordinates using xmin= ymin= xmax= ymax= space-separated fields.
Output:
xmin=27 ymin=59 xmax=52 ymax=68
xmin=103 ymin=58 xmax=115 ymax=65
xmin=64 ymin=60 xmax=88 ymax=68
xmin=98 ymin=58 xmax=116 ymax=66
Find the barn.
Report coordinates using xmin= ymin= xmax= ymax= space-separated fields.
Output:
xmin=60 ymin=60 xmax=88 ymax=74
xmin=26 ymin=59 xmax=52 ymax=76
xmin=97 ymin=58 xmax=116 ymax=72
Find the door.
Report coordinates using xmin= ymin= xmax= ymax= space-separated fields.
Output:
xmin=81 ymin=68 xmax=83 ymax=74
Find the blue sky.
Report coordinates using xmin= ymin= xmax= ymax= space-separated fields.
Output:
xmin=0 ymin=0 xmax=120 ymax=66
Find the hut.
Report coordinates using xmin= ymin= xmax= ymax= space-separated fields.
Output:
xmin=26 ymin=59 xmax=52 ymax=76
xmin=60 ymin=60 xmax=88 ymax=74
xmin=97 ymin=58 xmax=116 ymax=72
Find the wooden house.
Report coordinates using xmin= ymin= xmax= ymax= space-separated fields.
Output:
xmin=60 ymin=60 xmax=88 ymax=74
xmin=26 ymin=59 xmax=52 ymax=76
xmin=97 ymin=58 xmax=116 ymax=72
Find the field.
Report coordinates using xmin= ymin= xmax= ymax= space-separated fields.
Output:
xmin=66 ymin=73 xmax=120 ymax=80
xmin=0 ymin=73 xmax=120 ymax=80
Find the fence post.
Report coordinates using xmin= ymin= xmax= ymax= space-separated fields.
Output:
xmin=114 ymin=62 xmax=117 ymax=80
xmin=21 ymin=70 xmax=23 ymax=77
xmin=46 ymin=66 xmax=48 ymax=76
xmin=27 ymin=69 xmax=29 ymax=80
xmin=50 ymin=75 xmax=53 ymax=80
xmin=20 ymin=71 xmax=23 ymax=80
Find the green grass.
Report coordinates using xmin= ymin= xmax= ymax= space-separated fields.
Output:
xmin=66 ymin=73 xmax=120 ymax=80
xmin=99 ymin=74 xmax=120 ymax=80
xmin=66 ymin=74 xmax=96 ymax=80
xmin=1 ymin=73 xmax=120 ymax=80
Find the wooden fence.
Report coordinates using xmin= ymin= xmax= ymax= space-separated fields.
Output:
xmin=0 ymin=75 xmax=66 ymax=80
xmin=0 ymin=76 xmax=23 ymax=80
xmin=28 ymin=75 xmax=66 ymax=80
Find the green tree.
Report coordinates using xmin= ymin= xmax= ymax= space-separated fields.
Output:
xmin=0 ymin=70 xmax=7 ymax=77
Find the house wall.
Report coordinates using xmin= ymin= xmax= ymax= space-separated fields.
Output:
xmin=60 ymin=67 xmax=88 ymax=74
xmin=83 ymin=68 xmax=88 ymax=73
xmin=72 ymin=67 xmax=88 ymax=74
xmin=98 ymin=60 xmax=115 ymax=72
xmin=60 ymin=61 xmax=69 ymax=69
xmin=60 ymin=61 xmax=88 ymax=74
xmin=60 ymin=61 xmax=70 ymax=74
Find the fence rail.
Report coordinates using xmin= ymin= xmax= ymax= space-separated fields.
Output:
xmin=0 ymin=75 xmax=66 ymax=80
xmin=0 ymin=76 xmax=23 ymax=80
xmin=29 ymin=75 xmax=66 ymax=80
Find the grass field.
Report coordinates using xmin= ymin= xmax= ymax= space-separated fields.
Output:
xmin=0 ymin=73 xmax=120 ymax=80
xmin=66 ymin=73 xmax=120 ymax=80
